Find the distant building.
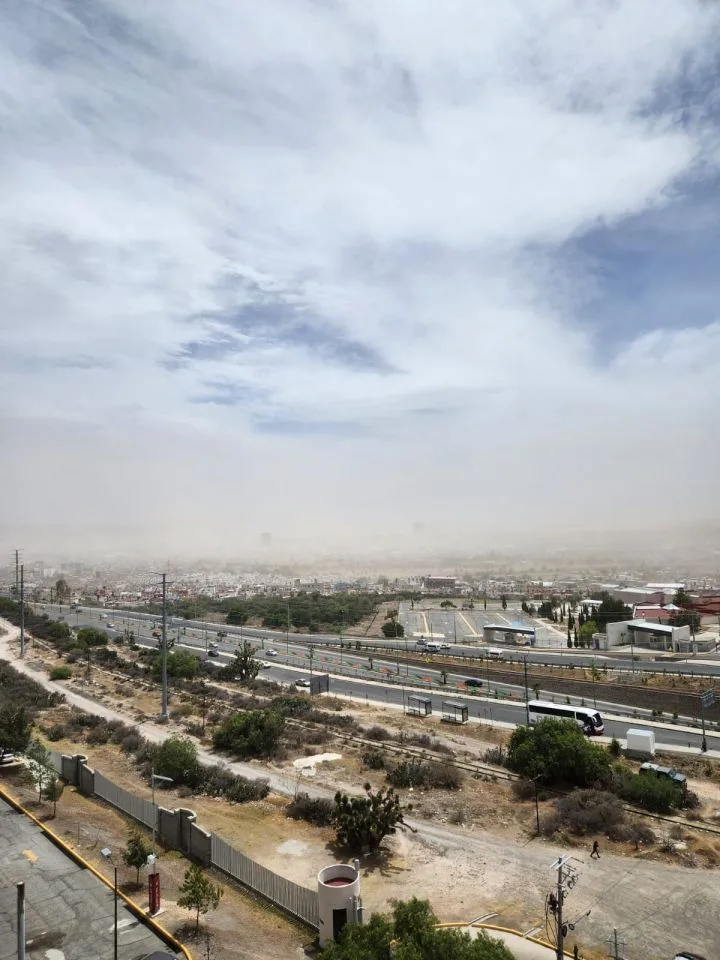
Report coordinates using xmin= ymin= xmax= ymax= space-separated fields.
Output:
xmin=422 ymin=576 xmax=458 ymax=594
xmin=602 ymin=619 xmax=698 ymax=653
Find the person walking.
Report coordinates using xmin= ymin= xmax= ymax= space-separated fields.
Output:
xmin=591 ymin=840 xmax=600 ymax=859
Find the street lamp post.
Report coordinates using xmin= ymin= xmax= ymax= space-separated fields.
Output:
xmin=100 ymin=848 xmax=118 ymax=960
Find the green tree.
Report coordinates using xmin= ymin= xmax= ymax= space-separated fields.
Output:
xmin=177 ymin=864 xmax=223 ymax=931
xmin=332 ymin=784 xmax=409 ymax=854
xmin=25 ymin=739 xmax=56 ymax=798
xmin=152 ymin=650 xmax=198 ymax=681
xmin=670 ymin=610 xmax=701 ymax=634
xmin=507 ymin=719 xmax=611 ymax=789
xmin=123 ymin=829 xmax=153 ymax=886
xmin=226 ymin=604 xmax=249 ymax=626
xmin=439 ymin=600 xmax=456 ymax=609
xmin=76 ymin=627 xmax=108 ymax=648
xmin=590 ymin=593 xmax=632 ymax=633
xmin=501 ymin=595 xmax=508 ymax=610
xmin=381 ymin=621 xmax=405 ymax=638
xmin=321 ymin=897 xmax=514 ymax=960
xmin=44 ymin=774 xmax=65 ymax=817
xmin=578 ymin=620 xmax=597 ymax=647
xmin=154 ymin=735 xmax=201 ymax=787
xmin=55 ymin=578 xmax=71 ymax=603
xmin=0 ymin=704 xmax=32 ymax=759
xmin=219 ymin=642 xmax=260 ymax=683
xmin=673 ymin=587 xmax=691 ymax=608
xmin=212 ymin=710 xmax=284 ymax=758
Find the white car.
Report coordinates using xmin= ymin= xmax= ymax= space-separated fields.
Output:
xmin=266 ymin=649 xmax=278 ymax=658
xmin=107 ymin=622 xmax=116 ymax=629
xmin=258 ymin=661 xmax=271 ymax=670
xmin=295 ymin=678 xmax=311 ymax=687
xmin=440 ymin=642 xmax=452 ymax=650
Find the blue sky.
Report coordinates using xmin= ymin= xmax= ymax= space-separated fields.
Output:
xmin=1 ymin=0 xmax=719 ymax=557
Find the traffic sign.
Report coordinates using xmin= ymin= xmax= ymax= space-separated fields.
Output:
xmin=701 ymin=690 xmax=715 ymax=709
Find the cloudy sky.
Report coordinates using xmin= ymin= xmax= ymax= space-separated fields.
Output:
xmin=1 ymin=0 xmax=719 ymax=559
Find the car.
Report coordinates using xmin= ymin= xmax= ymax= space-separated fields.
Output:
xmin=639 ymin=762 xmax=687 ymax=790
xmin=416 ymin=638 xmax=427 ymax=646
xmin=295 ymin=678 xmax=311 ymax=687
xmin=207 ymin=644 xmax=220 ymax=657
xmin=258 ymin=661 xmax=271 ymax=670
xmin=440 ymin=642 xmax=452 ymax=650
xmin=0 ymin=751 xmax=17 ymax=766
xmin=266 ymin=649 xmax=278 ymax=658
xmin=107 ymin=622 xmax=116 ymax=629
xmin=673 ymin=953 xmax=708 ymax=960
xmin=464 ymin=678 xmax=483 ymax=688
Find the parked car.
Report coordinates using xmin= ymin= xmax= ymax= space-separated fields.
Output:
xmin=295 ymin=678 xmax=311 ymax=688
xmin=464 ymin=678 xmax=483 ymax=688
xmin=639 ymin=762 xmax=687 ymax=790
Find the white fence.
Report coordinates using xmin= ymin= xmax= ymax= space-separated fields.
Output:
xmin=211 ymin=833 xmax=319 ymax=928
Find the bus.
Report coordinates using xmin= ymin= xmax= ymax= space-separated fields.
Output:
xmin=528 ymin=700 xmax=604 ymax=735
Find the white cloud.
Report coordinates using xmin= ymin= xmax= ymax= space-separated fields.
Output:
xmin=1 ymin=0 xmax=719 ymax=557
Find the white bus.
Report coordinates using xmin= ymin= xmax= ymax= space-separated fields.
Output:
xmin=528 ymin=700 xmax=604 ymax=736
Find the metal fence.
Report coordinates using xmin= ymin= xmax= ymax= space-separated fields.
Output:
xmin=94 ymin=769 xmax=156 ymax=830
xmin=211 ymin=833 xmax=319 ymax=928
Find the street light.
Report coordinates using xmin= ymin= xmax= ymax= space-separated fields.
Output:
xmin=100 ymin=848 xmax=118 ymax=960
xmin=150 ymin=768 xmax=174 ymax=857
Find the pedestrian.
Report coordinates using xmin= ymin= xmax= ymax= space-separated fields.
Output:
xmin=591 ymin=840 xmax=600 ymax=859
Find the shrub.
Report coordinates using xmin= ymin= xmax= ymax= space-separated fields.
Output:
xmin=483 ymin=746 xmax=507 ymax=766
xmin=544 ymin=789 xmax=625 ymax=837
xmin=46 ymin=723 xmax=68 ymax=742
xmin=154 ymin=735 xmax=201 ymax=787
xmin=170 ymin=704 xmax=194 ymax=719
xmin=120 ymin=731 xmax=143 ymax=754
xmin=608 ymin=738 xmax=622 ymax=759
xmin=387 ymin=758 xmax=429 ymax=789
xmin=613 ymin=772 xmax=681 ymax=814
xmin=362 ymin=748 xmax=386 ymax=770
xmin=425 ymin=762 xmax=464 ymax=790
xmin=86 ymin=724 xmax=111 ymax=745
xmin=507 ymin=719 xmax=612 ymax=789
xmin=286 ymin=792 xmax=334 ymax=826
xmin=107 ymin=720 xmax=132 ymax=745
xmin=212 ymin=710 xmax=285 ymax=759
xmin=365 ymin=725 xmax=392 ymax=742
xmin=49 ymin=666 xmax=72 ymax=681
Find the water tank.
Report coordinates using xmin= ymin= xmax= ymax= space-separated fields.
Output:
xmin=317 ymin=863 xmax=361 ymax=947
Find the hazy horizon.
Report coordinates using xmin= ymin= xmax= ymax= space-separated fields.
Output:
xmin=2 ymin=2 xmax=719 ymax=560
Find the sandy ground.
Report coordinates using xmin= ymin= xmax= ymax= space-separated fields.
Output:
xmin=3 ymin=621 xmax=720 ymax=960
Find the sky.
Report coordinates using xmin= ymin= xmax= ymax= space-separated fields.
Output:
xmin=1 ymin=0 xmax=720 ymax=561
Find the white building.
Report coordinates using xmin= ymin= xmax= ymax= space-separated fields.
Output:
xmin=602 ymin=619 xmax=690 ymax=652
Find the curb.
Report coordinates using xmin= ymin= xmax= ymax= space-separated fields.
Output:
xmin=0 ymin=783 xmax=193 ymax=960
xmin=437 ymin=920 xmax=575 ymax=957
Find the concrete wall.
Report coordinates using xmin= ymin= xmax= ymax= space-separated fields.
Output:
xmin=78 ymin=758 xmax=95 ymax=796
xmin=189 ymin=822 xmax=211 ymax=866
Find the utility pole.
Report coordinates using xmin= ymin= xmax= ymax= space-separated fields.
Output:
xmin=155 ymin=572 xmax=169 ymax=722
xmin=605 ymin=928 xmax=625 ymax=960
xmin=549 ymin=855 xmax=577 ymax=960
xmin=20 ymin=564 xmax=25 ymax=658
xmin=15 ymin=549 xmax=19 ymax=599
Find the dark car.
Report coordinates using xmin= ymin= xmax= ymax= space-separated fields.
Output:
xmin=673 ymin=952 xmax=708 ymax=960
xmin=463 ymin=678 xmax=483 ymax=688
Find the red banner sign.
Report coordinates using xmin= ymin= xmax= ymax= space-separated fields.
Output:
xmin=149 ymin=871 xmax=161 ymax=914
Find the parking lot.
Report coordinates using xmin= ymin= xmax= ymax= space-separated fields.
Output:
xmin=0 ymin=795 xmax=177 ymax=960
xmin=398 ymin=602 xmax=561 ymax=646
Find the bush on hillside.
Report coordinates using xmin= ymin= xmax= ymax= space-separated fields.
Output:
xmin=507 ymin=719 xmax=612 ymax=789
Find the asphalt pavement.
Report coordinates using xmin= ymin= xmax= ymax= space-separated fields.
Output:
xmin=34 ymin=604 xmax=720 ymax=754
xmin=0 ymin=795 xmax=176 ymax=959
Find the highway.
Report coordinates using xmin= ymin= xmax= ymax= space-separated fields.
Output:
xmin=35 ymin=603 xmax=720 ymax=754
xmin=39 ymin=602 xmax=720 ymax=677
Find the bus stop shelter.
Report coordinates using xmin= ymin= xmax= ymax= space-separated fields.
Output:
xmin=482 ymin=624 xmax=536 ymax=646
xmin=442 ymin=701 xmax=469 ymax=724
xmin=406 ymin=695 xmax=432 ymax=717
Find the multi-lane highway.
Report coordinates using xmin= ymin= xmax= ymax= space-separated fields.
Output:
xmin=34 ymin=603 xmax=720 ymax=753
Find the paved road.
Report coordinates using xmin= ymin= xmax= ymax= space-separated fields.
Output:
xmin=39 ymin=602 xmax=720 ymax=676
xmin=0 ymin=795 xmax=177 ymax=960
xmin=31 ymin=607 xmax=720 ymax=755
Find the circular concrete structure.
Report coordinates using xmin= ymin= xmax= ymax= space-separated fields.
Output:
xmin=317 ymin=864 xmax=361 ymax=947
